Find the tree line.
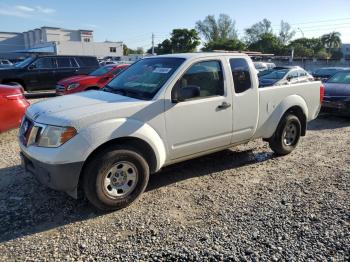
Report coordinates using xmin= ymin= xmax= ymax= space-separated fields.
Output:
xmin=126 ymin=14 xmax=343 ymax=59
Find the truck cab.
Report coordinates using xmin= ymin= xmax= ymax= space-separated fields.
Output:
xmin=19 ymin=53 xmax=323 ymax=210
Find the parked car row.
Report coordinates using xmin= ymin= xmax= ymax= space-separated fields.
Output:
xmin=0 ymin=55 xmax=100 ymax=92
xmin=56 ymin=64 xmax=129 ymax=95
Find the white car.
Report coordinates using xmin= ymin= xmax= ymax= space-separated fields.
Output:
xmin=19 ymin=53 xmax=323 ymax=210
xmin=259 ymin=66 xmax=314 ymax=87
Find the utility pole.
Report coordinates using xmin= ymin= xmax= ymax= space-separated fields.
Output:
xmin=151 ymin=33 xmax=155 ymax=55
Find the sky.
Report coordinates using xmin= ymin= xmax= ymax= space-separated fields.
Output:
xmin=0 ymin=0 xmax=350 ymax=50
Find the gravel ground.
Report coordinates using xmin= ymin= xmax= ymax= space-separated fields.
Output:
xmin=0 ymin=102 xmax=349 ymax=261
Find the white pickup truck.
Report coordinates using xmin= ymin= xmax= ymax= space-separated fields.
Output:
xmin=19 ymin=53 xmax=323 ymax=210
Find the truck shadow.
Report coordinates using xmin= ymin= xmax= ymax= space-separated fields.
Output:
xmin=0 ymin=147 xmax=273 ymax=243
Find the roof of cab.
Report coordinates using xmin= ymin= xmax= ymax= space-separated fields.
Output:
xmin=149 ymin=52 xmax=249 ymax=60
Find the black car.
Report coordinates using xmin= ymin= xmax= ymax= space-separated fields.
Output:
xmin=312 ymin=67 xmax=350 ymax=82
xmin=0 ymin=55 xmax=99 ymax=92
xmin=322 ymin=70 xmax=350 ymax=116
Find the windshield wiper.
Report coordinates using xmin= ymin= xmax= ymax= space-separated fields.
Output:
xmin=103 ymin=86 xmax=146 ymax=99
xmin=103 ymin=85 xmax=127 ymax=96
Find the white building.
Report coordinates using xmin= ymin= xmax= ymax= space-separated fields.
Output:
xmin=0 ymin=27 xmax=123 ymax=58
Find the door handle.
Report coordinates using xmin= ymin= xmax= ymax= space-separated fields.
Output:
xmin=217 ymin=101 xmax=231 ymax=110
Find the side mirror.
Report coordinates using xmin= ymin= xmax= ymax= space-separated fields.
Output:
xmin=286 ymin=76 xmax=292 ymax=81
xmin=172 ymin=84 xmax=200 ymax=103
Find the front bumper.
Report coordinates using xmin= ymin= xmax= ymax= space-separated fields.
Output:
xmin=20 ymin=150 xmax=84 ymax=198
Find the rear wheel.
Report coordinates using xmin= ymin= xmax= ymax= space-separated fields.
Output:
xmin=83 ymin=146 xmax=149 ymax=211
xmin=269 ymin=114 xmax=301 ymax=156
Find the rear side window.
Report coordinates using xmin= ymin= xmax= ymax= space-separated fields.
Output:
xmin=57 ymin=57 xmax=71 ymax=68
xmin=288 ymin=70 xmax=299 ymax=78
xmin=179 ymin=60 xmax=224 ymax=98
xmin=77 ymin=57 xmax=99 ymax=67
xmin=298 ymin=70 xmax=307 ymax=77
xmin=32 ymin=58 xmax=54 ymax=69
xmin=229 ymin=58 xmax=252 ymax=93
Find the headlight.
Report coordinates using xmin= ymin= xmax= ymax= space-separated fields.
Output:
xmin=36 ymin=125 xmax=77 ymax=147
xmin=67 ymin=83 xmax=80 ymax=90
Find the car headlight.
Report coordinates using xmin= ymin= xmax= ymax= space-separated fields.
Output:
xmin=67 ymin=83 xmax=80 ymax=90
xmin=35 ymin=125 xmax=77 ymax=147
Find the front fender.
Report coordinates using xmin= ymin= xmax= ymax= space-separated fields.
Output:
xmin=79 ymin=118 xmax=167 ymax=171
xmin=254 ymin=94 xmax=308 ymax=139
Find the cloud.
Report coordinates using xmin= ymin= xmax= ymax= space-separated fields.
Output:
xmin=36 ymin=6 xmax=56 ymax=14
xmin=15 ymin=5 xmax=35 ymax=12
xmin=0 ymin=4 xmax=55 ymax=18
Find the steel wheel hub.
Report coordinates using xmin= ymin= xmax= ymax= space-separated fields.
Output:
xmin=283 ymin=123 xmax=297 ymax=146
xmin=103 ymin=161 xmax=138 ymax=197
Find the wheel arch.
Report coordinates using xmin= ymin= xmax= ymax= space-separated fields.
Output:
xmin=256 ymin=95 xmax=308 ymax=139
xmin=77 ymin=136 xmax=159 ymax=196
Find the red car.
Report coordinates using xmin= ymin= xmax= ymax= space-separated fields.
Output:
xmin=56 ymin=64 xmax=129 ymax=95
xmin=0 ymin=84 xmax=29 ymax=133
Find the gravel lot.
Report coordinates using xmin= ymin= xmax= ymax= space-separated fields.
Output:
xmin=0 ymin=100 xmax=349 ymax=261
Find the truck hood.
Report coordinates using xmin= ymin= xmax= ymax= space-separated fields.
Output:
xmin=57 ymin=75 xmax=97 ymax=86
xmin=324 ymin=83 xmax=350 ymax=97
xmin=26 ymin=90 xmax=153 ymax=129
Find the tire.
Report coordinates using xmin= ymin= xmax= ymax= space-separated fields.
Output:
xmin=269 ymin=114 xmax=301 ymax=156
xmin=83 ymin=145 xmax=150 ymax=211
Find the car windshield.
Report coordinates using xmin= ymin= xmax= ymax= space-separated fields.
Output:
xmin=260 ymin=69 xmax=289 ymax=80
xmin=89 ymin=66 xmax=113 ymax=76
xmin=14 ymin=57 xmax=35 ymax=68
xmin=104 ymin=57 xmax=185 ymax=100
xmin=327 ymin=72 xmax=350 ymax=84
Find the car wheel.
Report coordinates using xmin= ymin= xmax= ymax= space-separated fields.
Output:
xmin=83 ymin=145 xmax=149 ymax=211
xmin=269 ymin=114 xmax=301 ymax=156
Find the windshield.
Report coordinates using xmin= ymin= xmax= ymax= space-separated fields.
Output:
xmin=260 ymin=69 xmax=289 ymax=80
xmin=327 ymin=72 xmax=350 ymax=84
xmin=104 ymin=57 xmax=185 ymax=100
xmin=89 ymin=66 xmax=113 ymax=76
xmin=14 ymin=57 xmax=35 ymax=68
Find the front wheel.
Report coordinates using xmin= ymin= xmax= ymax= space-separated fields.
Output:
xmin=83 ymin=146 xmax=150 ymax=211
xmin=269 ymin=114 xmax=301 ymax=156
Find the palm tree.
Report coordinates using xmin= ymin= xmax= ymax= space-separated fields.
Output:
xmin=321 ymin=32 xmax=342 ymax=51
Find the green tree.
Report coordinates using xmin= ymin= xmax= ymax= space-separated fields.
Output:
xmin=123 ymin=44 xmax=130 ymax=56
xmin=289 ymin=38 xmax=327 ymax=58
xmin=279 ymin=20 xmax=295 ymax=45
xmin=170 ymin=29 xmax=200 ymax=53
xmin=244 ymin=19 xmax=273 ymax=44
xmin=202 ymin=39 xmax=246 ymax=51
xmin=195 ymin=14 xmax=238 ymax=42
xmin=148 ymin=29 xmax=200 ymax=54
xmin=291 ymin=43 xmax=314 ymax=58
xmin=248 ymin=33 xmax=284 ymax=54
xmin=321 ymin=32 xmax=342 ymax=51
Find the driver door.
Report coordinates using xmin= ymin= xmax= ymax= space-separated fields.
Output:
xmin=26 ymin=57 xmax=56 ymax=91
xmin=164 ymin=59 xmax=233 ymax=160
